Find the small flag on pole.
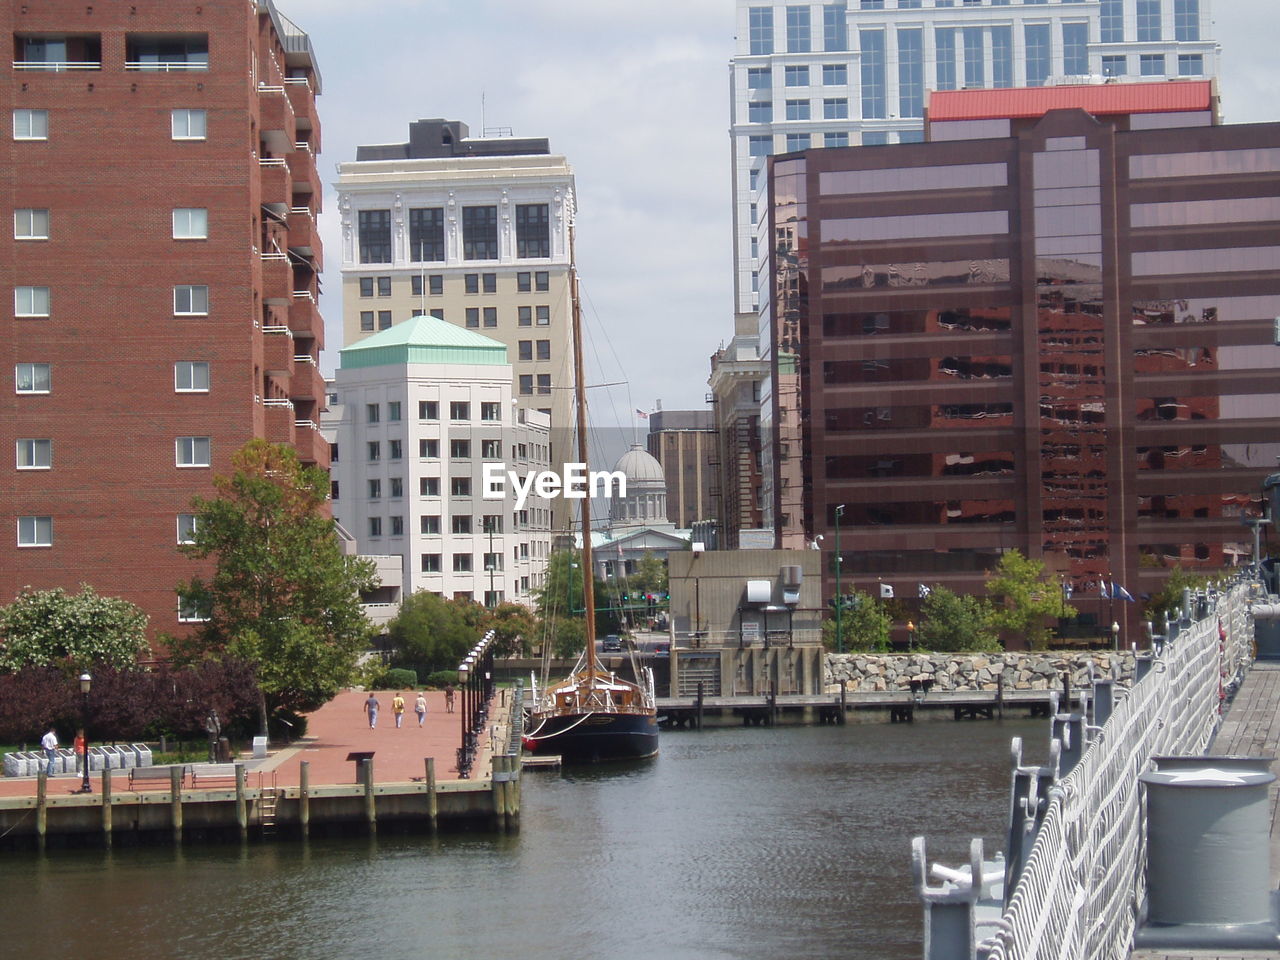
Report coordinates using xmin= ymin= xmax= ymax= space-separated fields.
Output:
xmin=1063 ymin=581 xmax=1073 ymax=600
xmin=880 ymin=583 xmax=894 ymax=599
xmin=918 ymin=583 xmax=931 ymax=599
xmin=1099 ymin=581 xmax=1110 ymax=600
xmin=635 ymin=408 xmax=649 ymax=420
xmin=1113 ymin=582 xmax=1135 ymax=602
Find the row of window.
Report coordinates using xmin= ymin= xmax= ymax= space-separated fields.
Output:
xmin=359 ymin=400 xmax=502 ymax=423
xmin=359 ymin=203 xmax=551 ymax=265
xmin=14 ymin=362 xmax=209 ymax=394
xmin=340 ymin=475 xmax=553 ymax=500
xmin=359 ymin=271 xmax=551 ymax=298
xmin=747 ymin=0 xmax=1198 ymax=57
xmin=13 ymin=208 xmax=208 ymax=240
xmin=19 ymin=512 xmax=202 ymax=550
xmin=358 ymin=304 xmax=552 ymax=332
xmin=15 ymin=285 xmax=210 ymax=319
xmin=12 ymin=108 xmax=207 ymax=142
xmin=365 ymin=438 xmax=510 ymax=462
xmin=14 ymin=33 xmax=209 ymax=69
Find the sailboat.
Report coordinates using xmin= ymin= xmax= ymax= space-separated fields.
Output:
xmin=523 ymin=230 xmax=659 ymax=763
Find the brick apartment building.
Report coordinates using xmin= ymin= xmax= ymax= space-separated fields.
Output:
xmin=3 ymin=0 xmax=325 ymax=634
xmin=763 ymin=80 xmax=1280 ymax=633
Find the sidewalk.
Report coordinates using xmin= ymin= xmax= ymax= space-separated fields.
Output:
xmin=0 ymin=688 xmax=487 ymax=798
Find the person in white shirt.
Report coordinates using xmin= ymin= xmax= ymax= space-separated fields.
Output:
xmin=415 ymin=693 xmax=427 ymax=727
xmin=41 ymin=728 xmax=58 ymax=776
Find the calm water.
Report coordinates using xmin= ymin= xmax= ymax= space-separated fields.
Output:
xmin=0 ymin=718 xmax=1045 ymax=960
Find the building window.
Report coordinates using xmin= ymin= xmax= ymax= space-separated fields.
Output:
xmin=785 ymin=134 xmax=810 ymax=152
xmin=15 ymin=362 xmax=51 ymax=393
xmin=330 ymin=480 xmax=339 ymax=500
xmin=368 ymin=478 xmax=382 ymax=499
xmin=378 ymin=310 xmax=392 ymax=330
xmin=519 ymin=340 xmax=533 ymax=361
xmin=366 ymin=403 xmax=380 ymax=423
xmin=330 ymin=442 xmax=339 ymax=463
xmin=390 ymin=515 xmax=404 ymax=536
xmin=963 ymin=28 xmax=985 ymax=87
xmin=825 ymin=132 xmax=849 ymax=148
xmin=387 ymin=401 xmax=402 ymax=422
xmin=784 ymin=65 xmax=809 ymax=87
xmin=862 ymin=131 xmax=888 ymax=146
xmin=451 ymin=477 xmax=471 ymax=497
xmin=420 ymin=439 xmax=439 ymax=458
xmin=14 ymin=208 xmax=50 ymax=240
xmin=409 ymin=207 xmax=445 ymax=262
xmin=358 ymin=209 xmax=392 ymax=263
xmin=1136 ymin=0 xmax=1161 ymax=41
xmin=900 ymin=0 xmax=922 ymax=7
xmin=749 ymin=6 xmax=774 ymax=55
xmin=369 ymin=516 xmax=382 ymax=537
xmin=17 ymin=516 xmax=53 ymax=548
xmin=390 ymin=477 xmax=403 ymax=498
xmin=174 ymin=361 xmax=210 ymax=392
xmin=483 ymin=306 xmax=497 ymax=328
xmin=452 ymin=554 xmax=473 ymax=573
xmin=389 ymin=439 xmax=402 ymax=460
xmin=360 ymin=311 xmax=374 ymax=331
xmin=421 ymin=515 xmax=440 ymax=535
xmin=430 ymin=309 xmax=444 ymax=320
xmin=1100 ymin=0 xmax=1124 ymax=42
xmin=1063 ymin=22 xmax=1089 ymax=75
xmin=519 ymin=374 xmax=533 ymax=395
xmin=367 ymin=441 xmax=381 ymax=461
xmin=376 ymin=276 xmax=392 ymax=297
xmin=171 ymin=108 xmax=206 ymax=140
xmin=16 ymin=438 xmax=52 ymax=470
xmin=898 ymin=28 xmax=923 ymax=116
xmin=787 ymin=6 xmax=811 ymax=53
xmin=420 ymin=477 xmax=440 ymax=497
xmin=463 ymin=273 xmax=481 ymax=294
xmin=13 ymin=108 xmax=48 ymax=140
xmin=749 ymin=135 xmax=773 ymax=158
xmin=860 ymin=30 xmax=885 ymax=117
xmin=1024 ymin=23 xmax=1050 ymax=87
xmin=15 ymin=286 xmax=50 ymax=317
xmin=823 ymin=98 xmax=849 ymax=120
xmin=419 ymin=400 xmax=439 ymax=420
xmin=176 ymin=513 xmax=197 ymax=544
xmin=535 ymin=272 xmax=549 ymax=292
xmin=747 ymin=66 xmax=771 ymax=90
xmin=482 ymin=439 xmax=502 ymax=459
xmin=936 ymin=27 xmax=956 ymax=91
xmin=785 ymin=99 xmax=810 ymax=121
xmin=1102 ymin=54 xmax=1126 ymax=77
xmin=1177 ymin=54 xmax=1203 ymax=76
xmin=518 ymin=306 xmax=533 ymax=326
xmin=172 ymin=208 xmax=207 ymax=239
xmin=126 ymin=33 xmax=208 ymax=69
xmin=861 ymin=0 xmax=883 ymax=8
xmin=175 ymin=436 xmax=211 ymax=467
xmin=822 ymin=64 xmax=847 ymax=86
xmin=516 ymin=204 xmax=550 ymax=259
xmin=360 ymin=277 xmax=374 ymax=298
xmin=517 ymin=272 xmax=532 ymax=292
xmin=451 ymin=439 xmax=471 ymax=459
xmin=1174 ymin=0 xmax=1199 ymax=41
xmin=536 ymin=340 xmax=551 ymax=361
xmin=537 ymin=374 xmax=551 ymax=395
xmin=1140 ymin=53 xmax=1165 ymax=76
xmin=990 ymin=25 xmax=1013 ymax=88
xmin=823 ymin=4 xmax=847 ymax=51
xmin=177 ymin=594 xmax=210 ymax=623
xmin=452 ymin=515 xmax=473 ymax=535
xmin=462 ymin=206 xmax=498 ymax=260
xmin=481 ymin=402 xmax=501 ymax=421
xmin=421 ymin=553 xmax=442 ymax=572
xmin=466 ymin=307 xmax=480 ymax=328
xmin=483 ymin=553 xmax=503 ymax=573
xmin=451 ymin=401 xmax=471 ymax=420
xmin=173 ymin=284 xmax=209 ymax=315
xmin=536 ymin=306 xmax=550 ymax=326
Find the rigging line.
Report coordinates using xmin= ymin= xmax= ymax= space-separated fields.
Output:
xmin=579 ymin=279 xmax=636 ymax=426
xmin=577 ymin=278 xmax=633 ymax=444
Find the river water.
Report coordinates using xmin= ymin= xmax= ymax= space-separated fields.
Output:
xmin=0 ymin=718 xmax=1045 ymax=960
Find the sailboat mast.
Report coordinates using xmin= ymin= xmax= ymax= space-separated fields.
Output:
xmin=569 ymin=225 xmax=599 ymax=676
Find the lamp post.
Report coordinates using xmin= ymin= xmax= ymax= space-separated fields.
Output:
xmin=77 ymin=672 xmax=92 ymax=794
xmin=907 ymin=620 xmax=916 ymax=652
xmin=456 ymin=660 xmax=471 ymax=777
xmin=1111 ymin=620 xmax=1120 ymax=651
xmin=834 ymin=505 xmax=846 ymax=655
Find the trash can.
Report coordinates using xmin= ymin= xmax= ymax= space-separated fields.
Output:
xmin=252 ymin=736 xmax=268 ymax=759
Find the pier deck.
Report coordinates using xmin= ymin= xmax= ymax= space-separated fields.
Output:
xmin=1130 ymin=660 xmax=1280 ymax=960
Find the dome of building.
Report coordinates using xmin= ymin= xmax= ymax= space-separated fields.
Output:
xmin=614 ymin=444 xmax=665 ymax=484
xmin=610 ymin=444 xmax=669 ymax=529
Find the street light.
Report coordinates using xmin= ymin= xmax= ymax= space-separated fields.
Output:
xmin=834 ymin=505 xmax=846 ymax=655
xmin=77 ymin=672 xmax=92 ymax=794
xmin=1111 ymin=620 xmax=1121 ymax=651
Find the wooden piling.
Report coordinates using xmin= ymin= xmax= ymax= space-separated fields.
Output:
xmin=504 ymin=755 xmax=518 ymax=830
xmin=234 ymin=763 xmax=247 ymax=841
xmin=839 ymin=683 xmax=848 ymax=725
xmin=35 ymin=771 xmax=47 ymax=850
xmin=170 ymin=765 xmax=183 ymax=844
xmin=101 ymin=767 xmax=113 ymax=846
xmin=696 ymin=680 xmax=704 ymax=731
xmin=361 ymin=758 xmax=376 ymax=833
xmin=997 ymin=674 xmax=1005 ymax=719
xmin=299 ymin=761 xmax=311 ymax=839
xmin=492 ymin=755 xmax=507 ymax=833
xmin=425 ymin=757 xmax=437 ymax=833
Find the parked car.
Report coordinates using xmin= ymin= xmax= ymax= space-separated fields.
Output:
xmin=602 ymin=634 xmax=623 ymax=653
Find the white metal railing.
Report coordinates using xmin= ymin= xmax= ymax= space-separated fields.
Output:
xmin=262 ymin=398 xmax=293 ymax=408
xmin=984 ymin=582 xmax=1253 ymax=960
xmin=293 ymin=355 xmax=315 ymax=365
xmin=290 ymin=207 xmax=313 ymax=220
xmin=257 ymin=82 xmax=285 ymax=94
xmin=13 ymin=61 xmax=100 ymax=71
xmin=260 ymin=157 xmax=287 ymax=167
xmin=262 ymin=325 xmax=292 ymax=336
xmin=292 ymin=289 xmax=315 ymax=301
xmin=293 ymin=141 xmax=312 ymax=154
xmin=294 ymin=419 xmax=317 ymax=430
xmin=283 ymin=76 xmax=311 ymax=88
xmin=124 ymin=61 xmax=208 ymax=72
xmin=261 ymin=251 xmax=288 ymax=262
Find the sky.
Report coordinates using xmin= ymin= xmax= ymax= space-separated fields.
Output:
xmin=298 ymin=0 xmax=1280 ymax=423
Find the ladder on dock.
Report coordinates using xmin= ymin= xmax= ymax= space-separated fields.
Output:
xmin=258 ymin=775 xmax=280 ymax=836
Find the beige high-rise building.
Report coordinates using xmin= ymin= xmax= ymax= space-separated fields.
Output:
xmin=335 ymin=119 xmax=577 ymax=441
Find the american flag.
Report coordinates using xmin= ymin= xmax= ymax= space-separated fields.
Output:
xmin=635 ymin=408 xmax=649 ymax=420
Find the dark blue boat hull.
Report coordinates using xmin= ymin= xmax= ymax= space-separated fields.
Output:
xmin=528 ymin=711 xmax=659 ymax=763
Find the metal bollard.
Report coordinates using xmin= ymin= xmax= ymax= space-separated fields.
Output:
xmin=914 ymin=836 xmax=988 ymax=960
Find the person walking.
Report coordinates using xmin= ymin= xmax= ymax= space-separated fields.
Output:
xmin=415 ymin=692 xmax=427 ymax=727
xmin=41 ymin=728 xmax=58 ymax=776
xmin=444 ymin=683 xmax=456 ymax=714
xmin=392 ymin=692 xmax=406 ymax=729
xmin=73 ymin=729 xmax=86 ymax=775
xmin=363 ymin=692 xmax=380 ymax=729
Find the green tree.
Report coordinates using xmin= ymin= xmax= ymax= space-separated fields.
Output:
xmin=481 ymin=602 xmax=539 ymax=658
xmin=917 ymin=586 xmax=1000 ymax=652
xmin=626 ymin=551 xmax=669 ymax=597
xmin=388 ymin=591 xmax=479 ymax=674
xmin=985 ymin=550 xmax=1072 ymax=650
xmin=823 ymin=591 xmax=891 ymax=652
xmin=1143 ymin=565 xmax=1214 ymax=622
xmin=535 ymin=549 xmax=621 ymax=636
xmin=175 ymin=440 xmax=376 ymax=729
xmin=0 ymin=585 xmax=149 ymax=673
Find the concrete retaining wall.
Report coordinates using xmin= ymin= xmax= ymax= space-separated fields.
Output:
xmin=825 ymin=651 xmax=1134 ymax=694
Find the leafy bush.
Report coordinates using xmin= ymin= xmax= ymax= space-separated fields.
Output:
xmin=424 ymin=670 xmax=458 ymax=688
xmin=379 ymin=668 xmax=418 ymax=689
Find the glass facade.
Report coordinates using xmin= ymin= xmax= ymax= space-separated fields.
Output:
xmin=1100 ymin=0 xmax=1124 ymax=42
xmin=860 ymin=30 xmax=885 ymax=119
xmin=1174 ymin=0 xmax=1200 ymax=41
xmin=963 ymin=28 xmax=985 ymax=88
xmin=1063 ymin=22 xmax=1088 ymax=76
xmin=408 ymin=208 xmax=444 ymax=262
xmin=898 ymin=28 xmax=923 ymax=118
xmin=787 ymin=5 xmax=811 ymax=53
xmin=824 ymin=4 xmax=848 ymax=51
xmin=749 ymin=7 xmax=773 ymax=55
xmin=992 ymin=26 xmax=1013 ymax=89
xmin=1025 ymin=23 xmax=1051 ymax=88
xmin=936 ymin=28 xmax=957 ymax=92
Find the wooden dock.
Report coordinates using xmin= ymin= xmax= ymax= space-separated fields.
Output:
xmin=1129 ymin=660 xmax=1280 ymax=960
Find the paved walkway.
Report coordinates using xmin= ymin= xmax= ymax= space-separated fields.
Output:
xmin=0 ymin=688 xmax=498 ymax=798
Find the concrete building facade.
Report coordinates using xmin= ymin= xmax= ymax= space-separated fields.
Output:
xmin=326 ymin=317 xmax=552 ymax=606
xmin=646 ymin=410 xmax=719 ymax=529
xmin=3 ymin=0 xmax=326 ymax=633
xmin=762 ymin=79 xmax=1280 ymax=634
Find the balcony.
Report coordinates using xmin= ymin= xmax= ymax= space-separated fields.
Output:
xmin=262 ymin=325 xmax=295 ymax=378
xmin=257 ymin=82 xmax=295 ymax=143
xmin=284 ymin=76 xmax=317 ymax=136
xmin=260 ymin=248 xmax=291 ymax=303
xmin=288 ymin=290 xmax=323 ymax=344
xmin=263 ymin=398 xmax=296 ymax=445
xmin=289 ymin=361 xmax=326 ymax=403
xmin=258 ymin=156 xmax=291 ymax=205
xmin=293 ymin=419 xmax=329 ymax=466
xmin=286 ymin=148 xmax=321 ymax=202
xmin=14 ymin=34 xmax=101 ymax=71
xmin=287 ymin=205 xmax=316 ymax=256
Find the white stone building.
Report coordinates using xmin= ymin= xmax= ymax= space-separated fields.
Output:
xmin=325 ymin=317 xmax=552 ymax=606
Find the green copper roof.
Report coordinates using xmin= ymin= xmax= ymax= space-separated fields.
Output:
xmin=339 ymin=316 xmax=509 ymax=369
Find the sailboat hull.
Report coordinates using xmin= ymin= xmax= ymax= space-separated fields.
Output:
xmin=527 ymin=711 xmax=659 ymax=763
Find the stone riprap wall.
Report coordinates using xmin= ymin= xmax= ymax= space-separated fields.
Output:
xmin=824 ymin=652 xmax=1135 ymax=694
